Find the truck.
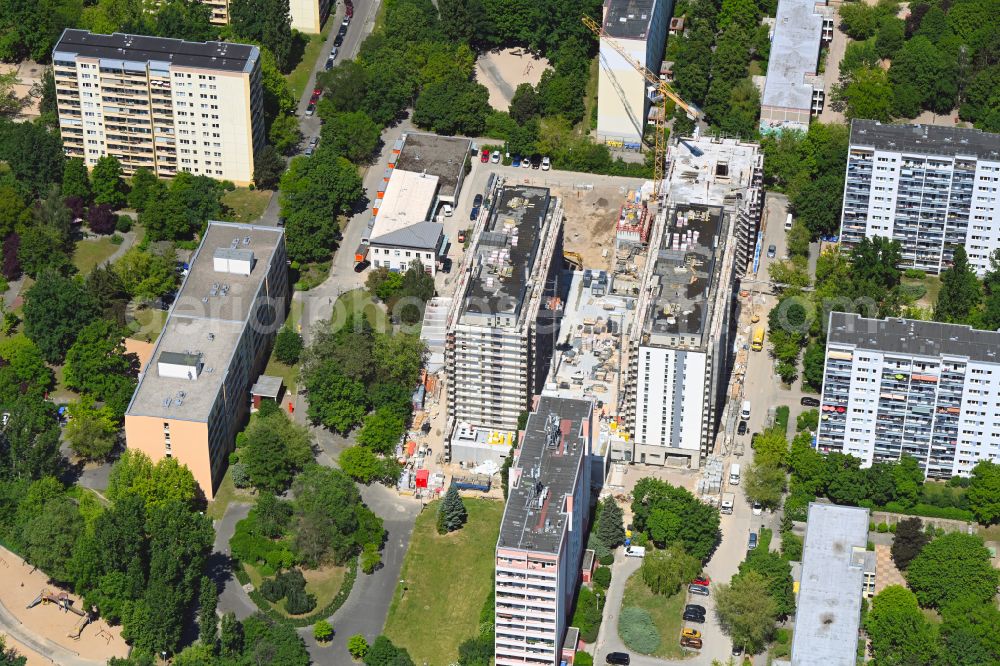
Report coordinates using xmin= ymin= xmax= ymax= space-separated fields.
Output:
xmin=721 ymin=492 xmax=735 ymax=514
xmin=751 ymin=326 xmax=764 ymax=352
xmin=624 ymin=545 xmax=646 ymax=558
xmin=729 ymin=463 xmax=741 ymax=486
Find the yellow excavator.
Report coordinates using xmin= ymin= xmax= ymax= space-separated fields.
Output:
xmin=563 ymin=251 xmax=584 ymax=270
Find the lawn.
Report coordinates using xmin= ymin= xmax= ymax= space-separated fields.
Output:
xmin=73 ymin=236 xmax=119 ymax=274
xmin=384 ymin=498 xmax=504 ymax=665
xmin=286 ymin=25 xmax=332 ymax=101
xmin=128 ymin=307 xmax=167 ymax=342
xmin=331 ymin=288 xmax=390 ymax=332
xmin=620 ymin=571 xmax=690 ymax=660
xmin=263 ymin=299 xmax=303 ymax=395
xmin=577 ymin=56 xmax=599 ymax=134
xmin=244 ymin=561 xmax=346 ymax=618
xmin=206 ymin=467 xmax=255 ymax=521
xmin=903 ymin=274 xmax=941 ymax=310
xmin=223 ymin=188 xmax=273 ymax=223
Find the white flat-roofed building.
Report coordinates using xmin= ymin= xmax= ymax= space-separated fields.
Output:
xmin=198 ymin=0 xmax=331 ymax=33
xmin=368 ymin=169 xmax=442 ymax=275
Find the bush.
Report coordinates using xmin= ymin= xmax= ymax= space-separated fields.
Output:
xmin=877 ymin=522 xmax=889 ymax=533
xmin=313 ymin=619 xmax=333 ymax=643
xmin=592 ymin=566 xmax=612 ymax=589
xmin=903 ymin=268 xmax=926 ymax=279
xmin=261 ymin=578 xmax=284 ymax=602
xmin=110 ymin=234 xmax=124 ymax=245
xmin=575 ymin=653 xmax=593 ymax=666
xmin=774 ymin=406 xmax=790 ymax=433
xmin=285 ymin=586 xmax=317 ymax=615
xmin=599 ymin=552 xmax=614 ymax=566
xmin=618 ymin=606 xmax=660 ymax=654
xmin=882 ymin=502 xmax=974 ymax=522
xmin=571 ymin=586 xmax=603 ymax=643
xmin=780 ymin=531 xmax=803 ymax=561
xmin=116 ymin=215 xmax=133 ymax=232
xmin=348 ymin=634 xmax=369 ymax=659
xmin=231 ymin=462 xmax=251 ymax=488
xmin=888 ymin=523 xmax=897 ymax=533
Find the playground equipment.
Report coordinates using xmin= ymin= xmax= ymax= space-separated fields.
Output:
xmin=25 ymin=588 xmax=85 ymax=615
xmin=68 ymin=610 xmax=95 ymax=640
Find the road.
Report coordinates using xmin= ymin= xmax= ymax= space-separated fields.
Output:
xmin=212 ymin=502 xmax=256 ymax=621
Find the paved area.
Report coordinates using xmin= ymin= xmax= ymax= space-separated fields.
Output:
xmin=818 ymin=0 xmax=848 ymax=125
xmin=212 ymin=502 xmax=255 ymax=621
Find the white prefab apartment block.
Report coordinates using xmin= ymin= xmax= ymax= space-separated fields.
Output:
xmin=52 ymin=30 xmax=265 ymax=186
xmin=200 ymin=0 xmax=331 ymax=33
xmin=445 ymin=185 xmax=564 ymax=445
xmin=758 ymin=0 xmax=832 ymax=134
xmin=816 ymin=313 xmax=1000 ymax=479
xmin=596 ymin=0 xmax=672 ymax=147
xmin=841 ymin=120 xmax=1000 ymax=275
xmin=618 ymin=136 xmax=762 ymax=467
xmin=495 ymin=396 xmax=592 ymax=666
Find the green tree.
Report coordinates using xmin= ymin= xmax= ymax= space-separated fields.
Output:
xmin=437 ymin=484 xmax=467 ymax=534
xmin=802 ymin=340 xmax=826 ymax=390
xmin=241 ymin=411 xmax=314 ymax=493
xmin=0 ymin=335 xmax=53 ymax=408
xmin=438 ymin=0 xmax=487 ymax=43
xmin=338 ymin=445 xmax=385 ymax=484
xmin=0 ymin=635 xmax=26 ymax=666
xmin=113 ymin=247 xmax=178 ymax=303
xmin=631 ymin=477 xmax=720 ymax=561
xmin=875 ymin=15 xmax=905 ymax=59
xmin=17 ymin=220 xmax=71 ymax=278
xmin=153 ymin=0 xmax=215 ymax=41
xmin=888 ymin=36 xmax=957 ymax=117
xmin=509 ymin=83 xmax=539 ymax=124
xmin=106 ymin=450 xmax=199 ymax=510
xmin=840 ymin=66 xmax=895 ymax=122
xmin=864 ymin=585 xmax=938 ymax=665
xmin=0 ymin=119 xmax=65 ymax=196
xmin=64 ymin=397 xmax=119 ymax=461
xmin=313 ymin=619 xmax=333 ymax=643
xmin=935 ymin=246 xmax=981 ymax=323
xmin=373 ymin=333 xmax=426 ymax=387
xmin=291 ymin=465 xmax=382 ymax=566
xmin=63 ymin=319 xmax=139 ymax=418
xmin=219 ymin=612 xmax=243 ymax=657
xmin=967 ymin=460 xmax=1000 ymax=525
xmin=198 ymin=575 xmax=218 ymax=650
xmin=273 ymin=326 xmax=303 ymax=365
xmin=938 ymin=597 xmax=1000 ymax=666
xmin=316 ymin=60 xmax=369 ymax=114
xmin=890 ymin=455 xmax=924 ymax=508
xmin=23 ymin=271 xmax=100 ymax=363
xmin=62 ymin=157 xmax=92 ymax=204
xmin=253 ymin=145 xmax=285 ymax=190
xmin=639 ymin=543 xmax=701 ymax=595
xmin=413 ymin=78 xmax=490 ymax=136
xmin=348 ymin=634 xmax=369 ymax=659
xmin=304 ymin=361 xmax=368 ymax=433
xmin=743 ymin=461 xmax=786 ymax=509
xmin=890 ymin=517 xmax=930 ymax=571
xmin=0 ymin=395 xmax=63 ymax=481
xmin=229 ymin=0 xmax=293 ymax=71
xmin=267 ymin=113 xmax=301 ymax=156
xmin=597 ymin=496 xmax=626 ymax=549
xmin=906 ymin=532 xmax=999 ymax=608
xmin=360 ymin=542 xmax=382 ymax=574
xmin=320 ymin=111 xmax=382 ymax=164
xmin=127 ymin=168 xmax=162 ymax=213
xmin=739 ymin=548 xmax=795 ymax=617
xmin=714 ymin=570 xmax=778 ymax=654
xmin=356 ymin=407 xmax=406 ymax=455
xmin=0 ymin=186 xmax=31 ymax=239
xmin=91 ymin=155 xmax=127 ymax=209
xmin=364 ymin=635 xmax=414 ymax=666
xmin=21 ymin=495 xmax=82 ymax=583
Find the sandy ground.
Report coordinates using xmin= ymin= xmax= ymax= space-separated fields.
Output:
xmin=474 ymin=48 xmax=550 ymax=111
xmin=0 ymin=61 xmax=43 ymax=121
xmin=552 ymin=180 xmax=648 ymax=270
xmin=0 ymin=546 xmax=129 ymax=664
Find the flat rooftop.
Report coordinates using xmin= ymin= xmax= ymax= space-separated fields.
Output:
xmin=394 ymin=132 xmax=471 ymax=200
xmin=370 ymin=169 xmax=439 ymax=243
xmin=53 ymin=29 xmax=257 ymax=73
xmin=461 ymin=185 xmax=554 ymax=320
xmin=498 ymin=396 xmax=591 ymax=554
xmin=761 ymin=0 xmax=824 ymax=111
xmin=645 ymin=204 xmax=724 ymax=341
xmin=828 ymin=312 xmax=1000 ymax=364
xmin=127 ymin=222 xmax=284 ymax=422
xmin=667 ymin=135 xmax=763 ymax=207
xmin=791 ymin=503 xmax=869 ymax=666
xmin=603 ymin=0 xmax=658 ymax=40
xmin=850 ymin=119 xmax=1000 ymax=161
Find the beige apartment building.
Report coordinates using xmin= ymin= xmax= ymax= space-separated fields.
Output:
xmin=202 ymin=0 xmax=331 ymax=33
xmin=52 ymin=30 xmax=265 ymax=186
xmin=124 ymin=221 xmax=288 ymax=499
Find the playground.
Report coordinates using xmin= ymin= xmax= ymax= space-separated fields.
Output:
xmin=0 ymin=546 xmax=129 ymax=665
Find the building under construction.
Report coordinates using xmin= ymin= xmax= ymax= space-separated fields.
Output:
xmin=615 ymin=190 xmax=652 ymax=246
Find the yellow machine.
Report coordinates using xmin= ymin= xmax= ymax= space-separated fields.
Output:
xmin=583 ymin=15 xmax=704 ymax=200
xmin=563 ymin=251 xmax=584 ymax=270
xmin=752 ymin=327 xmax=765 ymax=352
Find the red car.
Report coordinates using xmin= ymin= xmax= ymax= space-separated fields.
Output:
xmin=313 ymin=87 xmax=322 ymax=97
xmin=692 ymin=576 xmax=711 ymax=587
xmin=480 ymin=148 xmax=490 ymax=163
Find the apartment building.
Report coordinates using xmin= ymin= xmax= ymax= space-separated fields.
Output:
xmin=790 ymin=503 xmax=871 ymax=666
xmin=816 ymin=312 xmax=1000 ymax=479
xmin=495 ymin=396 xmax=592 ymax=666
xmin=445 ymin=184 xmax=564 ymax=449
xmin=124 ymin=222 xmax=288 ymax=499
xmin=758 ymin=0 xmax=833 ymax=134
xmin=596 ymin=0 xmax=672 ymax=147
xmin=840 ymin=120 xmax=1000 ymax=275
xmin=201 ymin=0 xmax=331 ymax=33
xmin=52 ymin=30 xmax=265 ymax=186
xmin=618 ymin=136 xmax=762 ymax=466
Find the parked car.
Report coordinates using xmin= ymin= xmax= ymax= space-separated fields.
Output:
xmin=329 ymin=46 xmax=339 ymax=61
xmin=469 ymin=205 xmax=480 ymax=221
xmin=682 ymin=610 xmax=706 ymax=623
xmin=512 ymin=154 xmax=521 ymax=167
xmin=342 ymin=16 xmax=350 ymax=26
xmin=313 ymin=87 xmax=322 ymax=98
xmin=541 ymin=156 xmax=551 ymax=170
xmin=688 ymin=584 xmax=710 ymax=596
xmin=522 ymin=156 xmax=531 ymax=168
xmin=304 ymin=138 xmax=318 ymax=156
xmin=748 ymin=532 xmax=758 ymax=550
xmin=752 ymin=501 xmax=763 ymax=516
xmin=737 ymin=421 xmax=748 ymax=436
xmin=305 ymin=103 xmax=315 ymax=116
xmin=606 ymin=653 xmax=630 ymax=666
xmin=681 ymin=628 xmax=702 ymax=639
xmin=354 ymin=260 xmax=370 ymax=272
xmin=685 ymin=604 xmax=706 ymax=616
xmin=480 ymin=148 xmax=490 ymax=163
xmin=441 ymin=257 xmax=452 ymax=273
xmin=691 ymin=576 xmax=710 ymax=587
xmin=801 ymin=396 xmax=820 ymax=407
xmin=530 ymin=153 xmax=542 ymax=169
xmin=277 ymin=217 xmax=286 ymax=227
xmin=333 ymin=33 xmax=344 ymax=47
xmin=732 ymin=644 xmax=744 ymax=656
xmin=473 ymin=194 xmax=483 ymax=207
xmin=680 ymin=636 xmax=703 ymax=649
xmin=458 ymin=229 xmax=467 ymax=243
xmin=491 ymin=150 xmax=501 ymax=163
xmin=338 ymin=24 xmax=348 ymax=36
xmin=767 ymin=244 xmax=776 ymax=258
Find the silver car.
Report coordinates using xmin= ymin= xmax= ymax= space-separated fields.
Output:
xmin=688 ymin=584 xmax=710 ymax=596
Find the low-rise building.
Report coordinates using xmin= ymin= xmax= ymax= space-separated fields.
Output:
xmin=201 ymin=0 xmax=331 ymax=33
xmin=124 ymin=221 xmax=288 ymax=499
xmin=495 ymin=396 xmax=592 ymax=666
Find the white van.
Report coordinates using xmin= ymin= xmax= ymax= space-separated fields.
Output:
xmin=740 ymin=400 xmax=751 ymax=420
xmin=784 ymin=213 xmax=793 ymax=230
xmin=729 ymin=463 xmax=742 ymax=485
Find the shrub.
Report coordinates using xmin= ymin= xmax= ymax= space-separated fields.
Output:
xmin=903 ymin=268 xmax=925 ymax=279
xmin=592 ymin=566 xmax=612 ymax=589
xmin=618 ymin=607 xmax=660 ymax=654
xmin=261 ymin=578 xmax=284 ymax=602
xmin=877 ymin=522 xmax=889 ymax=533
xmin=110 ymin=233 xmax=123 ymax=245
xmin=313 ymin=619 xmax=333 ymax=643
xmin=774 ymin=406 xmax=790 ymax=433
xmin=116 ymin=215 xmax=133 ymax=232
xmin=780 ymin=531 xmax=803 ymax=561
xmin=571 ymin=586 xmax=603 ymax=643
xmin=347 ymin=634 xmax=369 ymax=659
xmin=575 ymin=653 xmax=594 ymax=666
xmin=231 ymin=462 xmax=251 ymax=488
xmin=888 ymin=523 xmax=897 ymax=533
xmin=285 ymin=586 xmax=317 ymax=615
xmin=631 ymin=532 xmax=649 ymax=547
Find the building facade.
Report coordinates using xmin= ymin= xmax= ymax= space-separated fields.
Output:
xmin=618 ymin=136 xmax=762 ymax=467
xmin=841 ymin=120 xmax=1000 ymax=275
xmin=124 ymin=222 xmax=288 ymax=499
xmin=52 ymin=30 xmax=265 ymax=185
xmin=758 ymin=0 xmax=832 ymax=134
xmin=596 ymin=0 xmax=672 ymax=147
xmin=790 ymin=503 xmax=870 ymax=666
xmin=201 ymin=0 xmax=331 ymax=33
xmin=816 ymin=313 xmax=1000 ymax=479
xmin=445 ymin=184 xmax=564 ymax=445
xmin=495 ymin=396 xmax=592 ymax=666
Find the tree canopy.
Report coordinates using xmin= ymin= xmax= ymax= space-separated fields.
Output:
xmin=906 ymin=532 xmax=999 ymax=608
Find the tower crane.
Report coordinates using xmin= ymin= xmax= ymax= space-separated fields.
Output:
xmin=583 ymin=14 xmax=703 ymax=199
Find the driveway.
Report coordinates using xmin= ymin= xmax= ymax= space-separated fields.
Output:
xmin=212 ymin=502 xmax=256 ymax=621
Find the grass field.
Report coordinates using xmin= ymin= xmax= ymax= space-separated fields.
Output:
xmin=331 ymin=288 xmax=390 ymax=332
xmin=263 ymin=299 xmax=303 ymax=395
xmin=223 ymin=188 xmax=273 ymax=223
xmin=903 ymin=274 xmax=941 ymax=310
xmin=73 ymin=237 xmax=119 ymax=274
xmin=244 ymin=562 xmax=346 ymax=618
xmin=620 ymin=571 xmax=689 ymax=659
xmin=206 ymin=467 xmax=255 ymax=521
xmin=579 ymin=56 xmax=599 ymax=134
xmin=286 ymin=25 xmax=332 ymax=101
xmin=384 ymin=499 xmax=503 ymax=665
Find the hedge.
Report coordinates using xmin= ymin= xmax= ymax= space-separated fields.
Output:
xmin=880 ymin=502 xmax=974 ymax=522
xmin=618 ymin=606 xmax=660 ymax=654
xmin=774 ymin=406 xmax=790 ymax=435
xmin=241 ymin=556 xmax=359 ymax=628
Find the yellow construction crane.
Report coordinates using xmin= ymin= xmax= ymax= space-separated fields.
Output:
xmin=583 ymin=14 xmax=703 ymax=199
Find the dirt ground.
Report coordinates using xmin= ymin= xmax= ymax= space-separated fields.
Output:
xmin=474 ymin=48 xmax=550 ymax=111
xmin=0 ymin=61 xmax=43 ymax=120
xmin=550 ymin=180 xmax=647 ymax=270
xmin=0 ymin=546 xmax=130 ymax=664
